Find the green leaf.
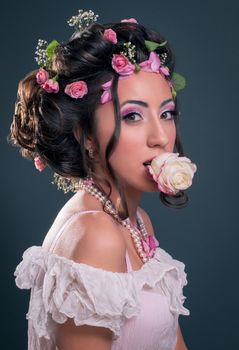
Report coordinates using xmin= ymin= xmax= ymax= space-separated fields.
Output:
xmin=52 ymin=74 xmax=59 ymax=82
xmin=171 ymin=72 xmax=186 ymax=91
xmin=144 ymin=40 xmax=167 ymax=51
xmin=171 ymin=86 xmax=177 ymax=99
xmin=134 ymin=63 xmax=141 ymax=73
xmin=46 ymin=40 xmax=59 ymax=60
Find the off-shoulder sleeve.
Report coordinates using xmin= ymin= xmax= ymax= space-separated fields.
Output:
xmin=14 ymin=245 xmax=190 ymax=349
xmin=14 ymin=246 xmax=141 ymax=345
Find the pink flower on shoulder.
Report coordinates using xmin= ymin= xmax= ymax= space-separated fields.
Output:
xmin=112 ymin=54 xmax=135 ymax=76
xmin=34 ymin=156 xmax=46 ymax=172
xmin=142 ymin=235 xmax=159 ymax=258
xmin=103 ymin=29 xmax=117 ymax=44
xmin=64 ymin=81 xmax=88 ymax=99
xmin=42 ymin=79 xmax=59 ymax=93
xmin=36 ymin=68 xmax=49 ymax=85
xmin=121 ymin=18 xmax=138 ymax=23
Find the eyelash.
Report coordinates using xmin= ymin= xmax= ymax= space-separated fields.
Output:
xmin=121 ymin=110 xmax=178 ymax=122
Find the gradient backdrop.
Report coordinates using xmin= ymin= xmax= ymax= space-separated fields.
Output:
xmin=1 ymin=0 xmax=238 ymax=349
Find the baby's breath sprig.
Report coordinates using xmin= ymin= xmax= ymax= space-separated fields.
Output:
xmin=121 ymin=42 xmax=142 ymax=72
xmin=35 ymin=39 xmax=48 ymax=67
xmin=35 ymin=39 xmax=59 ymax=68
xmin=51 ymin=173 xmax=79 ymax=194
xmin=67 ymin=9 xmax=99 ymax=31
xmin=159 ymin=52 xmax=168 ymax=65
xmin=121 ymin=42 xmax=137 ymax=63
xmin=144 ymin=39 xmax=168 ymax=65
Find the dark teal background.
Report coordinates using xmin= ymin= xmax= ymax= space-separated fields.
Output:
xmin=1 ymin=0 xmax=238 ymax=349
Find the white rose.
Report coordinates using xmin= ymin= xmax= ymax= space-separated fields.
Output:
xmin=148 ymin=152 xmax=197 ymax=195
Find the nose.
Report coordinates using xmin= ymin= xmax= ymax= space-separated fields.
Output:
xmin=147 ymin=116 xmax=170 ymax=148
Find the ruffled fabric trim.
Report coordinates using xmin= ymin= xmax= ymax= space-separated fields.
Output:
xmin=14 ymin=245 xmax=189 ymax=344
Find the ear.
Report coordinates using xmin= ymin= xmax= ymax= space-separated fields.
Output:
xmin=73 ymin=124 xmax=95 ymax=151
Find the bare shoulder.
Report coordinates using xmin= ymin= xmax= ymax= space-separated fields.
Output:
xmin=55 ymin=210 xmax=127 ymax=273
xmin=53 ymin=211 xmax=125 ymax=349
xmin=138 ymin=206 xmax=156 ymax=236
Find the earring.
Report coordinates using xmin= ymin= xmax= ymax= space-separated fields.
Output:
xmin=88 ymin=147 xmax=94 ymax=159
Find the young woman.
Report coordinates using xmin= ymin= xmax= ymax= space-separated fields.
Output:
xmin=9 ymin=10 xmax=194 ymax=350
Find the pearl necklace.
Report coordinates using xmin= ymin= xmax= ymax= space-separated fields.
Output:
xmin=78 ymin=177 xmax=156 ymax=263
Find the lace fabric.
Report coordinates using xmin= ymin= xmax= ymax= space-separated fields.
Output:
xmin=14 ymin=243 xmax=190 ymax=350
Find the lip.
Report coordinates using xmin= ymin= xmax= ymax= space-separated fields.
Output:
xmin=143 ymin=153 xmax=167 ymax=165
xmin=143 ymin=163 xmax=157 ymax=182
xmin=143 ymin=157 xmax=157 ymax=165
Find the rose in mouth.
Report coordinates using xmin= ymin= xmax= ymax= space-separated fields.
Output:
xmin=145 ymin=152 xmax=197 ymax=195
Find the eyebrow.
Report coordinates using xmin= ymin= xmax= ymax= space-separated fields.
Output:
xmin=120 ymin=98 xmax=174 ymax=109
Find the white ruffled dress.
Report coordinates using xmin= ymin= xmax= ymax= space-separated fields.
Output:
xmin=14 ymin=211 xmax=190 ymax=350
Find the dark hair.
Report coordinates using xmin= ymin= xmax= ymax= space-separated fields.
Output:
xmin=8 ymin=21 xmax=188 ymax=220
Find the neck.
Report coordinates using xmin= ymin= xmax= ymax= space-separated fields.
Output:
xmin=91 ymin=175 xmax=142 ymax=226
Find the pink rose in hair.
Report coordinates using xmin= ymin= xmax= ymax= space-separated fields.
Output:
xmin=36 ymin=68 xmax=49 ymax=85
xmin=101 ymin=79 xmax=113 ymax=104
xmin=112 ymin=54 xmax=135 ymax=76
xmin=139 ymin=51 xmax=161 ymax=73
xmin=121 ymin=18 xmax=138 ymax=23
xmin=103 ymin=29 xmax=117 ymax=44
xmin=140 ymin=52 xmax=170 ymax=78
xmin=64 ymin=81 xmax=88 ymax=99
xmin=34 ymin=156 xmax=46 ymax=172
xmin=42 ymin=79 xmax=59 ymax=93
xmin=100 ymin=76 xmax=130 ymax=104
xmin=159 ymin=66 xmax=170 ymax=76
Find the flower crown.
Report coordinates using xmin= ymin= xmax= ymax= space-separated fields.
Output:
xmin=35 ymin=10 xmax=186 ymax=102
xmin=33 ymin=9 xmax=186 ymax=191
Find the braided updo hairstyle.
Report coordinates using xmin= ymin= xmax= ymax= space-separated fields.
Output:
xmin=8 ymin=20 xmax=188 ymax=220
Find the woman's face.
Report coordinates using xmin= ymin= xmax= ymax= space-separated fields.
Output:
xmin=94 ymin=71 xmax=176 ymax=193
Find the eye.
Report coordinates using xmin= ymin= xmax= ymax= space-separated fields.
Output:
xmin=161 ymin=110 xmax=178 ymax=120
xmin=121 ymin=112 xmax=142 ymax=122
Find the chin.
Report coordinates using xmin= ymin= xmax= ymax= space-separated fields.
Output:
xmin=133 ymin=176 xmax=159 ymax=193
xmin=121 ymin=168 xmax=159 ymax=193
xmin=144 ymin=179 xmax=159 ymax=193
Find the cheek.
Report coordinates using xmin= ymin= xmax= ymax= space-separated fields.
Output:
xmin=108 ymin=130 xmax=138 ymax=169
xmin=115 ymin=128 xmax=140 ymax=153
xmin=168 ymin=123 xmax=177 ymax=151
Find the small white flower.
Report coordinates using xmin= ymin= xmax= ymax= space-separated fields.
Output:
xmin=67 ymin=9 xmax=99 ymax=31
